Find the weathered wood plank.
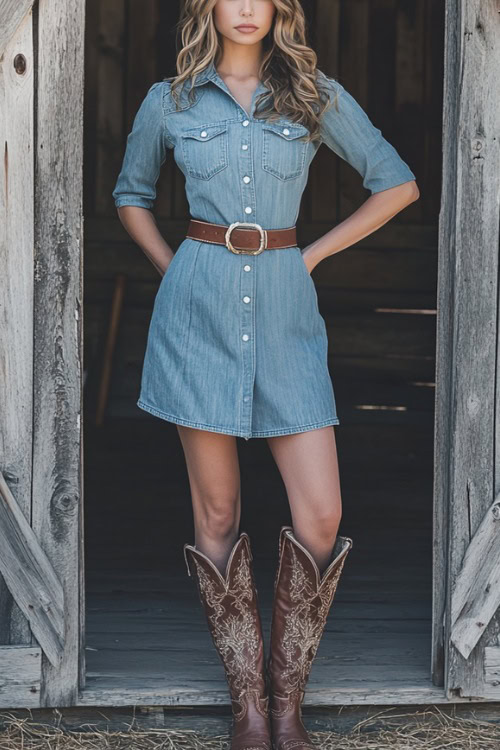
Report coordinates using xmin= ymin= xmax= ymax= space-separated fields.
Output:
xmin=0 ymin=646 xmax=41 ymax=709
xmin=310 ymin=0 xmax=341 ymax=222
xmin=0 ymin=0 xmax=33 ymax=54
xmin=0 ymin=471 xmax=65 ymax=666
xmin=422 ymin=0 xmax=446 ymax=220
xmin=0 ymin=5 xmax=34 ymax=651
xmin=484 ymin=647 xmax=500 ymax=699
xmin=435 ymin=0 xmax=500 ymax=698
xmin=337 ymin=0 xmax=370 ymax=219
xmin=95 ymin=0 xmax=125 ymax=214
xmin=451 ymin=496 xmax=500 ymax=659
xmin=32 ymin=0 xmax=85 ymax=707
xmin=394 ymin=0 xmax=425 ymax=225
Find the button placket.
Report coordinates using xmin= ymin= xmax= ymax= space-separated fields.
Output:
xmin=239 ymin=117 xmax=256 ymax=224
xmin=239 ymin=224 xmax=256 ymax=438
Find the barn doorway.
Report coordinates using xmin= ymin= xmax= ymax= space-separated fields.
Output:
xmin=81 ymin=0 xmax=444 ymax=705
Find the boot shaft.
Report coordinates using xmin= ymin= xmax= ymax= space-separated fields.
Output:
xmin=184 ymin=532 xmax=269 ymax=705
xmin=269 ymin=526 xmax=352 ymax=697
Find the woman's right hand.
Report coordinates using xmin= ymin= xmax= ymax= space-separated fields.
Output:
xmin=116 ymin=205 xmax=175 ymax=276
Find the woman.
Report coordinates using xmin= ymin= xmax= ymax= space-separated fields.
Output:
xmin=112 ymin=1 xmax=419 ymax=748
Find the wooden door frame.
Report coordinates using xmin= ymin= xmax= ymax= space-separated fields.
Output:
xmin=432 ymin=0 xmax=500 ymax=697
xmin=2 ymin=0 xmax=499 ymax=709
xmin=0 ymin=0 xmax=85 ymax=707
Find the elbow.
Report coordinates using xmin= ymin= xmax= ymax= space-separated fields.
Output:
xmin=393 ymin=179 xmax=420 ymax=208
xmin=407 ymin=179 xmax=420 ymax=204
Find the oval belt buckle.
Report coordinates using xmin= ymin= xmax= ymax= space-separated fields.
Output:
xmin=225 ymin=222 xmax=267 ymax=255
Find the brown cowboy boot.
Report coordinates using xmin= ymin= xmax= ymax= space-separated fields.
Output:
xmin=267 ymin=525 xmax=352 ymax=750
xmin=184 ymin=531 xmax=272 ymax=750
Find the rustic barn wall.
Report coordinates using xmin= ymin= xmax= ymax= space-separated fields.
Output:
xmin=0 ymin=0 xmax=85 ymax=707
xmin=83 ymin=0 xmax=443 ymax=437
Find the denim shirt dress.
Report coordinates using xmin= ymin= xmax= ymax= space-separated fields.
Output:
xmin=112 ymin=61 xmax=416 ymax=439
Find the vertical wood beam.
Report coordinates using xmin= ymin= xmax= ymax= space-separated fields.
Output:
xmin=433 ymin=0 xmax=500 ymax=697
xmin=32 ymin=0 xmax=85 ymax=706
xmin=0 ymin=8 xmax=34 ymax=648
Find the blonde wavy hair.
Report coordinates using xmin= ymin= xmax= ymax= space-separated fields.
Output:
xmin=165 ymin=0 xmax=340 ymax=142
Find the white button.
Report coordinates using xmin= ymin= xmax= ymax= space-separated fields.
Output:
xmin=245 ymin=206 xmax=252 ymax=214
xmin=243 ymin=175 xmax=251 ymax=183
xmin=200 ymin=130 xmax=207 ymax=137
xmin=243 ymin=395 xmax=250 ymax=402
xmin=242 ymin=144 xmax=248 ymax=150
xmin=242 ymin=120 xmax=249 ymax=127
xmin=283 ymin=128 xmax=290 ymax=135
xmin=243 ymin=296 xmax=251 ymax=303
xmin=242 ymin=334 xmax=250 ymax=341
xmin=243 ymin=264 xmax=251 ymax=271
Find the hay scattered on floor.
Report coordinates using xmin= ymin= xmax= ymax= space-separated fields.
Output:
xmin=0 ymin=707 xmax=499 ymax=750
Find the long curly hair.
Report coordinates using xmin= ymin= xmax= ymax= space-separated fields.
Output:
xmin=165 ymin=0 xmax=339 ymax=142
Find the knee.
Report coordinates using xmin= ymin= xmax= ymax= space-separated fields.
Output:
xmin=198 ymin=491 xmax=239 ymax=540
xmin=310 ymin=507 xmax=342 ymax=546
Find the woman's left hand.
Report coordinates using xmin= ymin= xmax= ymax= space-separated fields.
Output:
xmin=300 ymin=246 xmax=317 ymax=275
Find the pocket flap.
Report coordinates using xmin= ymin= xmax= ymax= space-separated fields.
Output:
xmin=181 ymin=123 xmax=228 ymax=142
xmin=262 ymin=121 xmax=309 ymax=140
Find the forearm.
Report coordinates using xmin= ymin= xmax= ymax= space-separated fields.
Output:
xmin=304 ymin=180 xmax=419 ymax=269
xmin=116 ymin=205 xmax=174 ymax=276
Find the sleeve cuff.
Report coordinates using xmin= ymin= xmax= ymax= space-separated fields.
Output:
xmin=367 ymin=171 xmax=417 ymax=195
xmin=114 ymin=197 xmax=154 ymax=210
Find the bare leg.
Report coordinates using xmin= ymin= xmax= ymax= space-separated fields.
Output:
xmin=177 ymin=424 xmax=241 ymax=575
xmin=266 ymin=425 xmax=342 ymax=572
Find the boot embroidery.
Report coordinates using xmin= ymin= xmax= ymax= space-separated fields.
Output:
xmin=280 ymin=544 xmax=346 ymax=692
xmin=192 ymin=551 xmax=264 ymax=699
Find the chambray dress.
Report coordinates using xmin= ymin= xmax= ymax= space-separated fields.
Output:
xmin=112 ymin=62 xmax=416 ymax=440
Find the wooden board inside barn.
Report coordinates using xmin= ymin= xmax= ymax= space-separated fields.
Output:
xmin=1 ymin=0 xmax=500 ymax=712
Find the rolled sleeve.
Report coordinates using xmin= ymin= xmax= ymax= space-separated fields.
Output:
xmin=318 ymin=75 xmax=416 ymax=194
xmin=112 ymin=82 xmax=171 ymax=210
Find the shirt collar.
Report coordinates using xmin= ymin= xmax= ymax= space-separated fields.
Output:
xmin=191 ymin=61 xmax=218 ymax=87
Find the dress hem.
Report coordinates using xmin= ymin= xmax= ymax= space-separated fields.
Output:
xmin=136 ymin=399 xmax=339 ymax=438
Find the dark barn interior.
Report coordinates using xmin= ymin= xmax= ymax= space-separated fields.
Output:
xmin=82 ymin=0 xmax=444 ymax=704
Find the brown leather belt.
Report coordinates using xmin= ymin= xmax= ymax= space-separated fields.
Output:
xmin=186 ymin=218 xmax=297 ymax=255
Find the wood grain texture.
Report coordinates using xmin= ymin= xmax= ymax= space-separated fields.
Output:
xmin=0 ymin=0 xmax=34 ymax=54
xmin=0 ymin=646 xmax=41 ymax=708
xmin=95 ymin=0 xmax=125 ymax=214
xmin=484 ymin=647 xmax=500 ymax=699
xmin=0 ymin=471 xmax=65 ymax=667
xmin=434 ymin=0 xmax=500 ymax=698
xmin=451 ymin=496 xmax=500 ymax=659
xmin=32 ymin=0 xmax=85 ymax=707
xmin=0 ymin=7 xmax=34 ymax=651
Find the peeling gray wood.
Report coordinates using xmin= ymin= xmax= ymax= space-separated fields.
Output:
xmin=0 ymin=646 xmax=41 ymax=708
xmin=0 ymin=0 xmax=34 ymax=55
xmin=0 ymin=471 xmax=65 ymax=666
xmin=484 ymin=647 xmax=500 ymax=699
xmin=31 ymin=0 xmax=85 ymax=707
xmin=0 ymin=7 xmax=34 ymax=652
xmin=434 ymin=0 xmax=500 ymax=698
xmin=451 ymin=497 xmax=500 ymax=659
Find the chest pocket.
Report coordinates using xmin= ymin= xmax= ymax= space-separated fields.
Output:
xmin=262 ymin=122 xmax=310 ymax=181
xmin=181 ymin=122 xmax=229 ymax=180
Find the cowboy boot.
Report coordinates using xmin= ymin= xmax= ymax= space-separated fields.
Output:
xmin=184 ymin=531 xmax=272 ymax=750
xmin=267 ymin=525 xmax=352 ymax=750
